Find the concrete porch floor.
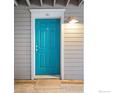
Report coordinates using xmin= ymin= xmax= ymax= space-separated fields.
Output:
xmin=15 ymin=80 xmax=84 ymax=93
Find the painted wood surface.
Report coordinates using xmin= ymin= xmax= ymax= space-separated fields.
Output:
xmin=14 ymin=6 xmax=83 ymax=80
xmin=35 ymin=19 xmax=60 ymax=75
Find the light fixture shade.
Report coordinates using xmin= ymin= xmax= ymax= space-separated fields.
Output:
xmin=68 ymin=16 xmax=79 ymax=23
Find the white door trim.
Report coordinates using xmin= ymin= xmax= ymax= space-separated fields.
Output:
xmin=30 ymin=9 xmax=65 ymax=80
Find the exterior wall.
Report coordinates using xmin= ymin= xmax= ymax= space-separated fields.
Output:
xmin=64 ymin=24 xmax=83 ymax=80
xmin=14 ymin=8 xmax=31 ymax=79
xmin=14 ymin=6 xmax=83 ymax=80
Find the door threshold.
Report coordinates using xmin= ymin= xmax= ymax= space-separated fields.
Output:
xmin=34 ymin=75 xmax=60 ymax=80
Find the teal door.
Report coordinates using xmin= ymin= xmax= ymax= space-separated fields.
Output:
xmin=35 ymin=19 xmax=60 ymax=75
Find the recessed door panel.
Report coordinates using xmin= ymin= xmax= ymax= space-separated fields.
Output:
xmin=35 ymin=19 xmax=60 ymax=75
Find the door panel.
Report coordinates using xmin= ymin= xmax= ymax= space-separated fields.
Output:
xmin=35 ymin=19 xmax=60 ymax=75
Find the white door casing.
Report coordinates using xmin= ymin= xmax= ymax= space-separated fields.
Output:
xmin=30 ymin=9 xmax=65 ymax=80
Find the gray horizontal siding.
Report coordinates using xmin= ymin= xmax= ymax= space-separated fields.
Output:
xmin=14 ymin=7 xmax=31 ymax=79
xmin=64 ymin=74 xmax=83 ymax=80
xmin=14 ymin=6 xmax=83 ymax=80
xmin=15 ymin=39 xmax=31 ymax=43
xmin=65 ymin=63 xmax=83 ymax=67
xmin=64 ymin=24 xmax=83 ymax=80
xmin=64 ymin=34 xmax=83 ymax=38
xmin=65 ymin=59 xmax=83 ymax=62
xmin=64 ymin=66 xmax=83 ymax=70
xmin=64 ymin=42 xmax=83 ymax=46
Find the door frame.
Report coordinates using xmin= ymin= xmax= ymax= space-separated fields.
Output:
xmin=30 ymin=9 xmax=65 ymax=80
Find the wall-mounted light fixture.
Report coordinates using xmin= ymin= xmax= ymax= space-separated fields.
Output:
xmin=67 ymin=16 xmax=79 ymax=24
